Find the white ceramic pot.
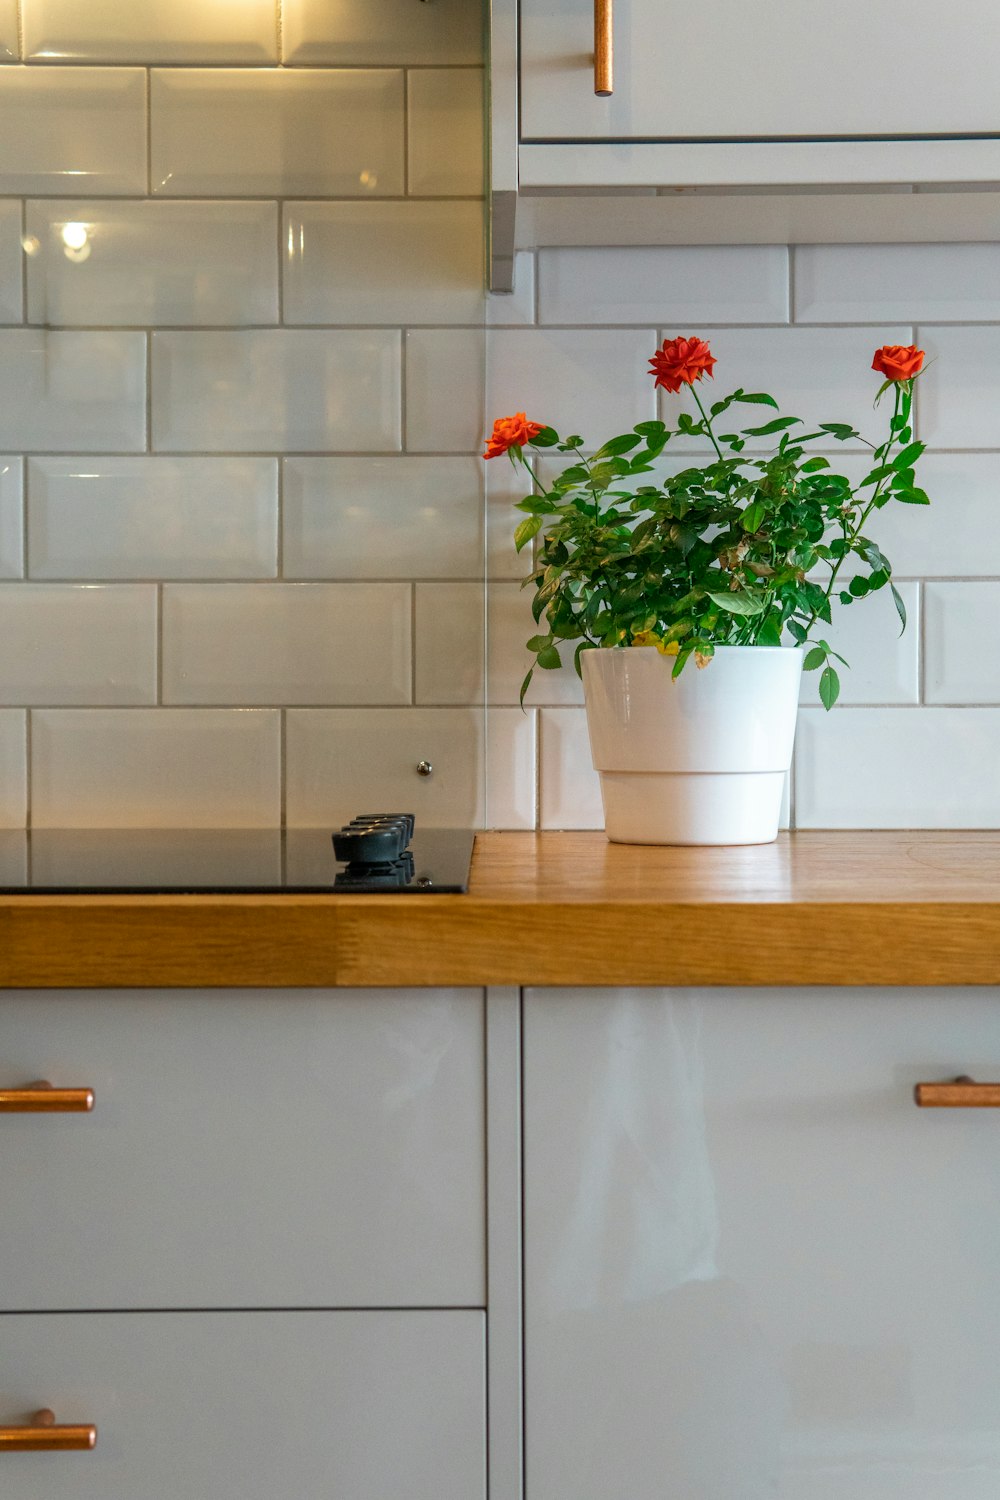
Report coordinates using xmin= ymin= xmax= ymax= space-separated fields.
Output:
xmin=581 ymin=645 xmax=803 ymax=846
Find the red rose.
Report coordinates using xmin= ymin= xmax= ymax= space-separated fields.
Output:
xmin=483 ymin=412 xmax=546 ymax=460
xmin=648 ymin=336 xmax=717 ymax=393
xmin=872 ymin=344 xmax=925 ymax=382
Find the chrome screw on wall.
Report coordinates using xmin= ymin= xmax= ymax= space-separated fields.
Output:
xmin=416 ymin=760 xmax=434 ymax=777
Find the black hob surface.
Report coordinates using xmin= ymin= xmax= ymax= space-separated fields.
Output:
xmin=0 ymin=826 xmax=476 ymax=894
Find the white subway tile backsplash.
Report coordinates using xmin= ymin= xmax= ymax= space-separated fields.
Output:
xmin=485 ymin=457 xmax=533 ymax=580
xmin=485 ymin=707 xmax=537 ymax=828
xmin=924 ymin=582 xmax=1000 ymax=703
xmin=283 ymin=456 xmax=482 ymax=580
xmin=151 ymin=69 xmax=404 ymax=197
xmin=415 ymin=582 xmax=482 ymax=704
xmin=28 ymin=457 xmax=278 ymax=579
xmin=23 ymin=0 xmax=278 ymax=64
xmin=0 ymin=583 xmax=156 ymax=705
xmin=856 ymin=453 xmax=1000 ymax=578
xmin=487 ymin=329 xmax=657 ymax=443
xmin=162 ymin=583 xmax=411 ymax=706
xmin=26 ymin=201 xmax=278 ymax=327
xmin=284 ymin=201 xmax=483 ymax=326
xmin=405 ymin=329 xmax=485 ymax=453
xmin=282 ymin=0 xmax=483 ymax=65
xmin=795 ymin=707 xmax=1000 ymax=827
xmin=799 ymin=582 xmax=920 ymax=707
xmin=489 ymin=582 xmax=585 ymax=706
xmin=152 ymin=330 xmax=401 ymax=453
xmin=0 ymin=68 xmax=146 ymax=195
xmin=0 ymin=330 xmax=145 ymax=451
xmin=539 ymin=246 xmax=789 ymax=326
xmin=0 ymin=3 xmax=16 ymax=61
xmin=0 ymin=711 xmax=26 ymax=826
xmin=0 ymin=458 xmax=22 ymax=578
xmin=538 ymin=708 xmax=603 ymax=830
xmin=487 ymin=253 xmax=536 ymax=328
xmin=407 ymin=68 xmax=484 ymax=196
xmin=918 ymin=327 xmax=1000 ymax=447
xmin=795 ymin=244 xmax=1000 ymax=323
xmin=0 ymin=201 xmax=22 ymax=321
xmin=31 ymin=708 xmax=281 ymax=826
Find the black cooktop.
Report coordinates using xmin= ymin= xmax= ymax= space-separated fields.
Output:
xmin=0 ymin=822 xmax=476 ymax=894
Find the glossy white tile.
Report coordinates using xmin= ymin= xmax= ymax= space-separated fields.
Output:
xmin=0 ymin=3 xmax=16 ymax=61
xmin=485 ymin=706 xmax=537 ymax=828
xmin=0 ymin=67 xmax=146 ymax=195
xmin=0 ymin=710 xmax=26 ymax=827
xmin=485 ymin=456 xmax=534 ymax=580
xmin=23 ymin=0 xmax=278 ymax=63
xmin=659 ymin=325 xmax=914 ymax=451
xmin=162 ymin=583 xmax=411 ymax=706
xmin=415 ymin=583 xmax=483 ymax=705
xmin=407 ymin=68 xmax=484 ymax=196
xmin=0 ymin=200 xmax=21 ymax=321
xmin=0 ymin=330 xmax=145 ymax=451
xmin=925 ymin=582 xmax=1000 ymax=703
xmin=152 ymin=330 xmax=401 ymax=453
xmin=918 ymin=327 xmax=1000 ymax=447
xmin=151 ymin=69 xmax=404 ymax=197
xmin=795 ymin=708 xmax=1000 ymax=827
xmin=855 ymin=453 xmax=1000 ymax=578
xmin=487 ymin=253 xmax=536 ymax=327
xmin=31 ymin=708 xmax=281 ymax=827
xmin=283 ymin=457 xmax=483 ymax=580
xmin=489 ymin=582 xmax=585 ymax=706
xmin=26 ymin=200 xmax=278 ymax=326
xmin=285 ymin=708 xmax=487 ymax=827
xmin=282 ymin=0 xmax=483 ymax=65
xmin=0 ymin=584 xmax=156 ymax=705
xmin=405 ymin=329 xmax=485 ymax=453
xmin=28 ymin=457 xmax=278 ymax=579
xmin=799 ymin=582 xmax=920 ymax=707
xmin=539 ymin=246 xmax=789 ymax=325
xmin=487 ymin=329 xmax=658 ymax=444
xmin=284 ymin=201 xmax=483 ymax=326
xmin=538 ymin=708 xmax=603 ymax=829
xmin=795 ymin=244 xmax=1000 ymax=323
xmin=0 ymin=457 xmax=22 ymax=578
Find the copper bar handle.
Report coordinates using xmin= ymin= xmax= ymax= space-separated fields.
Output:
xmin=914 ymin=1075 xmax=1000 ymax=1107
xmin=0 ymin=1409 xmax=97 ymax=1452
xmin=594 ymin=0 xmax=613 ymax=95
xmin=0 ymin=1081 xmax=94 ymax=1113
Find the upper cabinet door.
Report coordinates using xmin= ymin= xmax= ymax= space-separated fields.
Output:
xmin=520 ymin=0 xmax=999 ymax=141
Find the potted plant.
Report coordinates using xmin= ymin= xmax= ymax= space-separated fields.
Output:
xmin=484 ymin=338 xmax=928 ymax=845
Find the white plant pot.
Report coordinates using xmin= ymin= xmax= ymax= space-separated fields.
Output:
xmin=581 ymin=645 xmax=803 ymax=846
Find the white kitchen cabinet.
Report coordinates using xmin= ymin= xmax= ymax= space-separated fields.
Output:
xmin=0 ymin=1310 xmax=485 ymax=1500
xmin=0 ymin=988 xmax=484 ymax=1309
xmin=523 ymin=986 xmax=1000 ymax=1499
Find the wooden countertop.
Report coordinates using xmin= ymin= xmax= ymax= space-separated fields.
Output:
xmin=2 ymin=830 xmax=1000 ymax=988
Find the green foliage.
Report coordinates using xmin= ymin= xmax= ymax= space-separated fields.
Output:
xmin=507 ymin=377 xmax=928 ymax=710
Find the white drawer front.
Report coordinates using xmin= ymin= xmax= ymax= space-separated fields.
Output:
xmin=0 ymin=1309 xmax=485 ymax=1499
xmin=0 ymin=988 xmax=484 ymax=1308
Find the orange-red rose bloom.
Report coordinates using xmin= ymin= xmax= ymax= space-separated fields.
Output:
xmin=483 ymin=412 xmax=546 ymax=459
xmin=872 ymin=344 xmax=925 ymax=382
xmin=648 ymin=336 xmax=717 ymax=393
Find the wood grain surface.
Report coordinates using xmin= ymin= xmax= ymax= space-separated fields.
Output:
xmin=2 ymin=831 xmax=1000 ymax=988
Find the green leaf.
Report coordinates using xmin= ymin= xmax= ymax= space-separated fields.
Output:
xmin=634 ymin=420 xmax=667 ymax=438
xmin=800 ymin=456 xmax=830 ymax=472
xmin=741 ymin=501 xmax=766 ymax=533
xmin=817 ymin=422 xmax=860 ymax=441
xmin=706 ymin=590 xmax=765 ymax=617
xmin=890 ymin=582 xmax=907 ymax=634
xmin=735 ymin=391 xmax=780 ymax=409
xmin=593 ymin=434 xmax=642 ymax=460
xmin=536 ymin=644 xmax=562 ymax=670
xmin=895 ymin=487 xmax=931 ymax=505
xmin=892 ymin=440 xmax=925 ymax=470
xmin=803 ymin=647 xmax=827 ymax=671
xmin=819 ymin=665 xmax=841 ymax=711
xmin=525 ymin=633 xmax=550 ymax=653
xmin=529 ymin=426 xmax=560 ymax=448
xmin=742 ymin=415 xmax=802 ymax=437
xmin=787 ymin=620 xmax=807 ymax=643
xmin=518 ymin=668 xmax=533 ymax=708
xmin=514 ymin=515 xmax=543 ymax=552
xmin=848 ymin=575 xmax=870 ymax=597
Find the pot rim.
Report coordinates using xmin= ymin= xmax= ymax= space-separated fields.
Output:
xmin=596 ymin=643 xmax=805 ymax=657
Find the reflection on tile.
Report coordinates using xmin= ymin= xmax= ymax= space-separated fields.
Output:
xmin=539 ymin=708 xmax=603 ymax=829
xmin=151 ymin=69 xmax=404 ymax=197
xmin=28 ymin=457 xmax=277 ymax=579
xmin=26 ymin=200 xmax=278 ymax=326
xmin=0 ymin=829 xmax=27 ymax=880
xmin=0 ymin=2 xmax=16 ymax=61
xmin=538 ymin=246 xmax=789 ymax=325
xmin=798 ymin=583 xmax=920 ymax=707
xmin=925 ymin=583 xmax=1000 ymax=703
xmin=0 ymin=67 xmax=146 ymax=194
xmin=31 ymin=708 xmax=281 ymax=826
xmin=919 ymin=327 xmax=1000 ymax=447
xmin=415 ymin=583 xmax=483 ymax=705
xmin=282 ymin=0 xmax=483 ymax=65
xmin=0 ymin=200 xmax=21 ymax=320
xmin=408 ymin=69 xmax=484 ymax=195
xmin=282 ymin=457 xmax=482 ymax=579
xmin=487 ymin=252 xmax=536 ymax=327
xmin=485 ymin=707 xmax=537 ymax=828
xmin=405 ymin=329 xmax=484 ymax=453
xmin=0 ymin=710 xmax=26 ymax=827
xmin=151 ymin=330 xmax=400 ymax=453
xmin=795 ymin=244 xmax=1000 ymax=323
xmin=284 ymin=201 xmax=483 ymax=325
xmin=0 ymin=330 xmax=145 ymax=451
xmin=0 ymin=457 xmax=22 ymax=578
xmin=162 ymin=583 xmax=411 ymax=705
xmin=24 ymin=0 xmax=278 ymax=64
xmin=0 ymin=583 xmax=156 ymax=704
xmin=488 ymin=329 xmax=657 ymax=442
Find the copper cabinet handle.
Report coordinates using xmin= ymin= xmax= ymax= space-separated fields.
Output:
xmin=914 ymin=1075 xmax=1000 ymax=1107
xmin=595 ymin=0 xmax=613 ymax=95
xmin=0 ymin=1409 xmax=97 ymax=1452
xmin=0 ymin=1081 xmax=94 ymax=1113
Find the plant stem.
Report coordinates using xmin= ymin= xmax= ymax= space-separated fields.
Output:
xmin=690 ymin=385 xmax=725 ymax=462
